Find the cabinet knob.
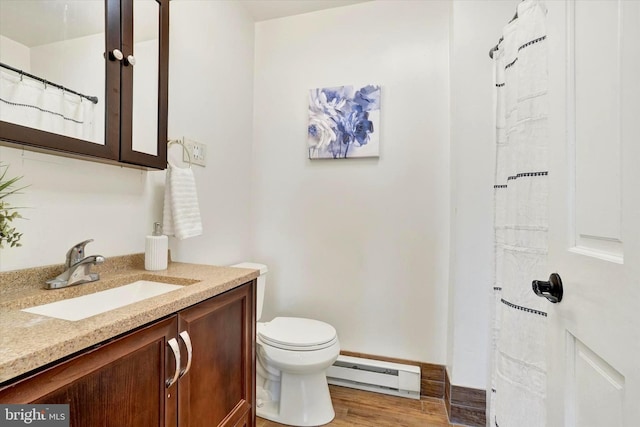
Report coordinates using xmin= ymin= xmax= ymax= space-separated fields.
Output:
xmin=109 ymin=49 xmax=123 ymax=62
xmin=125 ymin=55 xmax=136 ymax=66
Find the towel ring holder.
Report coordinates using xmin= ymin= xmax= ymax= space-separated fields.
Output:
xmin=167 ymin=139 xmax=192 ymax=167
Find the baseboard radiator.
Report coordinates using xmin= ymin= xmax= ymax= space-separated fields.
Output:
xmin=326 ymin=355 xmax=421 ymax=400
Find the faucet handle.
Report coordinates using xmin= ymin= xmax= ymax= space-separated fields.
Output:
xmin=66 ymin=239 xmax=94 ymax=267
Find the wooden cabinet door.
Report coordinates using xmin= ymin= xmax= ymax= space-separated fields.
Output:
xmin=231 ymin=409 xmax=251 ymax=427
xmin=177 ymin=282 xmax=255 ymax=427
xmin=0 ymin=0 xmax=121 ymax=162
xmin=0 ymin=317 xmax=178 ymax=427
xmin=118 ymin=0 xmax=169 ymax=169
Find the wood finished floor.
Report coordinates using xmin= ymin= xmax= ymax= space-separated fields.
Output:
xmin=256 ymin=385 xmax=463 ymax=427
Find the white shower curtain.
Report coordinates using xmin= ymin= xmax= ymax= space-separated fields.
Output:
xmin=490 ymin=1 xmax=549 ymax=426
xmin=0 ymin=69 xmax=96 ymax=142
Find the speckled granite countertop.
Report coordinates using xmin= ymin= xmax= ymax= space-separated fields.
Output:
xmin=0 ymin=254 xmax=259 ymax=384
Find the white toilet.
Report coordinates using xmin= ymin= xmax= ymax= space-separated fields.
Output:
xmin=232 ymin=263 xmax=340 ymax=426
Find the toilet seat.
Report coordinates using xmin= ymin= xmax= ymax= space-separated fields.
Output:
xmin=258 ymin=317 xmax=337 ymax=351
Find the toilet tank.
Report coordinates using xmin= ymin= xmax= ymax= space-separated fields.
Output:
xmin=231 ymin=262 xmax=268 ymax=321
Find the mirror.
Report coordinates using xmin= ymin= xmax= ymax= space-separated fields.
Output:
xmin=132 ymin=0 xmax=160 ymax=156
xmin=0 ymin=0 xmax=106 ymax=145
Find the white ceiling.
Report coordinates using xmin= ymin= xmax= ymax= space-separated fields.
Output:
xmin=0 ymin=0 xmax=371 ymax=48
xmin=239 ymin=0 xmax=371 ymax=22
xmin=0 ymin=0 xmax=158 ymax=47
xmin=0 ymin=1 xmax=102 ymax=47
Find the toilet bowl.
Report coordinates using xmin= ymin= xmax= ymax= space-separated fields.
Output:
xmin=232 ymin=263 xmax=340 ymax=427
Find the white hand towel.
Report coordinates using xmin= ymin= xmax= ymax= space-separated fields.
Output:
xmin=162 ymin=163 xmax=203 ymax=240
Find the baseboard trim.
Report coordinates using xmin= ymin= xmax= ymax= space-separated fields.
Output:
xmin=444 ymin=368 xmax=486 ymax=427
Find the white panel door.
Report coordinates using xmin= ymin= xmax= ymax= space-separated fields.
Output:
xmin=545 ymin=1 xmax=640 ymax=426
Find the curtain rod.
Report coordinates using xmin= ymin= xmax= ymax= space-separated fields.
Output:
xmin=0 ymin=61 xmax=99 ymax=104
xmin=489 ymin=8 xmax=519 ymax=59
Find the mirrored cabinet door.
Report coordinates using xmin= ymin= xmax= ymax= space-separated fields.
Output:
xmin=119 ymin=0 xmax=168 ymax=169
xmin=0 ymin=0 xmax=119 ymax=160
xmin=0 ymin=0 xmax=168 ymax=170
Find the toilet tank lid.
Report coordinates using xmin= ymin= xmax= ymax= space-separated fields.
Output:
xmin=231 ymin=262 xmax=268 ymax=275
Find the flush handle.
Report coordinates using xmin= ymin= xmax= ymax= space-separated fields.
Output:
xmin=532 ymin=273 xmax=563 ymax=303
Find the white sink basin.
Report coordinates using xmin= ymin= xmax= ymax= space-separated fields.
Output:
xmin=22 ymin=280 xmax=184 ymax=321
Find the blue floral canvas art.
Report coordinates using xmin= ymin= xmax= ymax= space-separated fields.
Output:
xmin=308 ymin=84 xmax=381 ymax=159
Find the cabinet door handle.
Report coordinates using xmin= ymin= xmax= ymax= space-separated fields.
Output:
xmin=166 ymin=338 xmax=181 ymax=388
xmin=125 ymin=55 xmax=136 ymax=66
xmin=178 ymin=331 xmax=193 ymax=378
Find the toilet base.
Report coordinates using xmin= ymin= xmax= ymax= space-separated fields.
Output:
xmin=257 ymin=371 xmax=335 ymax=426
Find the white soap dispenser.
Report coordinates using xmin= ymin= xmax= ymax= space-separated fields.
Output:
xmin=145 ymin=222 xmax=168 ymax=271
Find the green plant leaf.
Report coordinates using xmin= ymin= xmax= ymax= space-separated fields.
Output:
xmin=0 ymin=163 xmax=27 ymax=249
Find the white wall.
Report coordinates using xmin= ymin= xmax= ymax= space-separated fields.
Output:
xmin=447 ymin=0 xmax=519 ymax=389
xmin=0 ymin=1 xmax=254 ymax=271
xmin=167 ymin=0 xmax=254 ymax=266
xmin=252 ymin=1 xmax=451 ymax=364
xmin=0 ymin=35 xmax=30 ymax=70
xmin=0 ymin=145 xmax=164 ymax=270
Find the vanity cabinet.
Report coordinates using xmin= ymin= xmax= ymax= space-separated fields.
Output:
xmin=0 ymin=0 xmax=169 ymax=169
xmin=0 ymin=282 xmax=255 ymax=427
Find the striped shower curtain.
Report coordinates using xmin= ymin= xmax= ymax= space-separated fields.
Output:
xmin=490 ymin=1 xmax=549 ymax=426
xmin=0 ymin=69 xmax=95 ymax=142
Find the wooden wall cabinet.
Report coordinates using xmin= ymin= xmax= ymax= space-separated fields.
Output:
xmin=0 ymin=283 xmax=256 ymax=427
xmin=0 ymin=0 xmax=168 ymax=169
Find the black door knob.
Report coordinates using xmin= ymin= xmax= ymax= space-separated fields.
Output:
xmin=532 ymin=273 xmax=563 ymax=303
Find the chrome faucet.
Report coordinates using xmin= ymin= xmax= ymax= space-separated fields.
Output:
xmin=45 ymin=239 xmax=106 ymax=289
